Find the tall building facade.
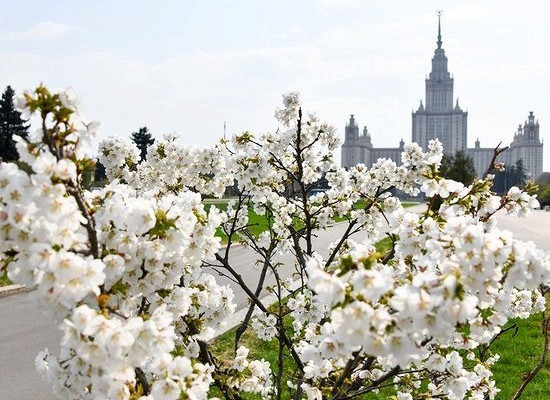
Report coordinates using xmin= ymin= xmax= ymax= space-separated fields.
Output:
xmin=341 ymin=115 xmax=372 ymax=168
xmin=412 ymin=16 xmax=467 ymax=156
xmin=503 ymin=112 xmax=544 ymax=179
xmin=341 ymin=15 xmax=544 ymax=180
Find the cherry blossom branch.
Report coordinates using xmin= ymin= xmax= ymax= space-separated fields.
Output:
xmin=271 ymin=260 xmax=285 ymax=400
xmin=40 ymin=113 xmax=100 ymax=259
xmin=234 ymin=257 xmax=270 ymax=351
xmin=186 ymin=318 xmax=242 ymax=400
xmin=214 ymin=253 xmax=305 ymax=372
xmin=221 ymin=191 xmax=247 ymax=260
xmin=66 ymin=184 xmax=100 ymax=258
xmin=478 ymin=323 xmax=518 ymax=361
xmin=483 ymin=142 xmax=508 ymax=178
xmin=324 ymin=219 xmax=358 ymax=268
xmin=346 ymin=356 xmax=376 ymax=393
xmin=330 ymin=350 xmax=363 ymax=399
xmin=293 ymin=108 xmax=315 ymax=257
xmin=338 ymin=366 xmax=401 ymax=399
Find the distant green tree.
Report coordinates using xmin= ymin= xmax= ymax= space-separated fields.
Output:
xmin=492 ymin=159 xmax=528 ymax=194
xmin=538 ymin=184 xmax=550 ymax=207
xmin=0 ymin=86 xmax=29 ymax=162
xmin=131 ymin=127 xmax=155 ymax=162
xmin=535 ymin=172 xmax=550 ymax=185
xmin=439 ymin=150 xmax=476 ymax=185
xmin=536 ymin=172 xmax=550 ymax=207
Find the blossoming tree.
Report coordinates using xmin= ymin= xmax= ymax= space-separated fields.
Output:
xmin=1 ymin=86 xmax=549 ymax=400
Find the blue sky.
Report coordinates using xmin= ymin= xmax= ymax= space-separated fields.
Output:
xmin=1 ymin=0 xmax=549 ymax=170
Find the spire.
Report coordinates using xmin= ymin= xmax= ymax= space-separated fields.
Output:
xmin=437 ymin=10 xmax=443 ymax=49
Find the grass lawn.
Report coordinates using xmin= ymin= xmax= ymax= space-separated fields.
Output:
xmin=211 ymin=304 xmax=549 ymax=400
xmin=491 ymin=314 xmax=550 ymax=399
xmin=203 ymin=200 xmax=271 ymax=241
xmin=204 ymin=198 xmax=419 ymax=242
xmin=209 ymin=225 xmax=549 ymax=399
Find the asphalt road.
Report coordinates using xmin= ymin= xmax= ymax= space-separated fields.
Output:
xmin=494 ymin=209 xmax=550 ymax=251
xmin=1 ymin=206 xmax=548 ymax=400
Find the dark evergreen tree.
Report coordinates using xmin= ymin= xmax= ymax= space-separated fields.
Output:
xmin=131 ymin=127 xmax=154 ymax=162
xmin=513 ymin=159 xmax=527 ymax=184
xmin=0 ymin=86 xmax=29 ymax=162
xmin=439 ymin=150 xmax=476 ymax=186
xmin=492 ymin=159 xmax=528 ymax=194
xmin=94 ymin=161 xmax=107 ymax=184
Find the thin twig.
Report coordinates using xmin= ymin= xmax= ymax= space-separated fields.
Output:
xmin=234 ymin=256 xmax=271 ymax=351
xmin=214 ymin=253 xmax=305 ymax=372
xmin=483 ymin=142 xmax=508 ymax=179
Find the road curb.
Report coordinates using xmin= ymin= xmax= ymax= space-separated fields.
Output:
xmin=0 ymin=284 xmax=35 ymax=298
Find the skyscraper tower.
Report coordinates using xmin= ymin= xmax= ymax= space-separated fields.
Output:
xmin=341 ymin=12 xmax=542 ymax=180
xmin=412 ymin=12 xmax=468 ymax=155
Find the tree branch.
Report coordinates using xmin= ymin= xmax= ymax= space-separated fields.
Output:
xmin=483 ymin=142 xmax=508 ymax=179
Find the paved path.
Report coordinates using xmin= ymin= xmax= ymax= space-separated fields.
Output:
xmin=494 ymin=209 xmax=550 ymax=251
xmin=0 ymin=292 xmax=60 ymax=400
xmin=1 ymin=206 xmax=549 ymax=400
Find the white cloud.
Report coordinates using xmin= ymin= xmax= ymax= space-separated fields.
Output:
xmin=273 ymin=27 xmax=304 ymax=42
xmin=4 ymin=21 xmax=73 ymax=42
xmin=317 ymin=0 xmax=360 ymax=7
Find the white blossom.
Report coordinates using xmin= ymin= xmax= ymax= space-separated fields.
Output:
xmin=3 ymin=86 xmax=549 ymax=400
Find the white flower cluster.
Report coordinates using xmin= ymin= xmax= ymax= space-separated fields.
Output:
xmin=1 ymin=148 xmax=99 ymax=315
xmin=229 ymin=346 xmax=274 ymax=399
xmin=286 ymin=289 xmax=324 ymax=335
xmin=99 ymin=134 xmax=233 ymax=197
xmin=251 ymin=312 xmax=277 ymax=340
xmin=2 ymin=87 xmax=548 ymax=400
xmin=505 ymin=186 xmax=540 ymax=216
xmin=37 ymin=305 xmax=212 ymax=400
xmin=299 ymin=198 xmax=549 ymax=398
xmin=1 ymin=87 xmax=234 ymax=400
